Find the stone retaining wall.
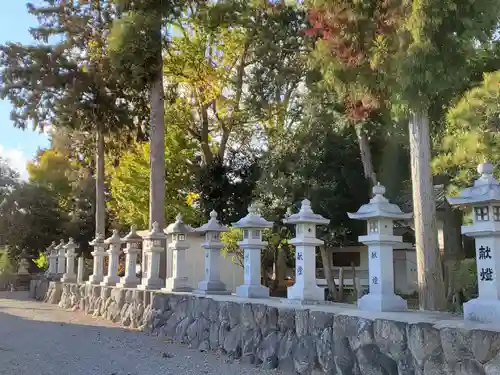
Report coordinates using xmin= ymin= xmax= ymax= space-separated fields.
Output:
xmin=34 ymin=281 xmax=500 ymax=375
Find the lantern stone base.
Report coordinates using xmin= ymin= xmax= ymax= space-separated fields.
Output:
xmin=61 ymin=274 xmax=76 ymax=283
xmin=163 ymin=277 xmax=192 ymax=292
xmin=194 ymin=280 xmax=230 ymax=295
xmin=137 ymin=278 xmax=163 ymax=290
xmin=463 ymin=298 xmax=500 ymax=323
xmin=357 ymin=293 xmax=408 ymax=312
xmin=236 ymin=284 xmax=269 ymax=298
xmin=287 ymin=283 xmax=325 ymax=301
xmin=116 ymin=277 xmax=140 ymax=289
xmin=87 ymin=275 xmax=103 ymax=285
xmin=101 ymin=275 xmax=120 ymax=287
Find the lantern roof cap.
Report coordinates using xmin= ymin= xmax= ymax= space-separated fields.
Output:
xmin=105 ymin=229 xmax=122 ymax=245
xmin=348 ymin=183 xmax=412 ymax=220
xmin=89 ymin=233 xmax=105 ymax=246
xmin=55 ymin=239 xmax=66 ymax=250
xmin=447 ymin=162 xmax=500 ymax=207
xmin=143 ymin=222 xmax=167 ymax=240
xmin=233 ymin=203 xmax=273 ymax=229
xmin=166 ymin=214 xmax=191 ymax=234
xmin=122 ymin=225 xmax=142 ymax=242
xmin=194 ymin=210 xmax=228 ymax=233
xmin=283 ymin=199 xmax=329 ymax=225
xmin=64 ymin=237 xmax=78 ymax=249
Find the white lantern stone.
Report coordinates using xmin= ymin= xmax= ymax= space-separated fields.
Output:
xmin=233 ymin=203 xmax=273 ymax=298
xmin=77 ymin=255 xmax=85 ymax=284
xmin=101 ymin=230 xmax=122 ymax=286
xmin=47 ymin=242 xmax=58 ymax=276
xmin=284 ymin=199 xmax=329 ymax=302
xmin=163 ymin=214 xmax=192 ymax=292
xmin=348 ymin=183 xmax=411 ymax=312
xmin=448 ymin=162 xmax=500 ymax=323
xmin=88 ymin=233 xmax=106 ymax=285
xmin=61 ymin=238 xmax=78 ymax=283
xmin=56 ymin=239 xmax=66 ymax=275
xmin=138 ymin=222 xmax=165 ymax=290
xmin=194 ymin=210 xmax=230 ymax=295
xmin=117 ymin=225 xmax=142 ymax=288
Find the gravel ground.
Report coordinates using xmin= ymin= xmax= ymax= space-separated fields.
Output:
xmin=0 ymin=291 xmax=282 ymax=375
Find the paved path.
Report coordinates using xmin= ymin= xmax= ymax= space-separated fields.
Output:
xmin=0 ymin=292 xmax=280 ymax=375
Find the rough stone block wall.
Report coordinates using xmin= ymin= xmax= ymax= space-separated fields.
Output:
xmin=38 ymin=282 xmax=500 ymax=375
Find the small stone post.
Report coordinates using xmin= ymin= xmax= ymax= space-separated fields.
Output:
xmin=77 ymin=255 xmax=85 ymax=284
xmin=138 ymin=222 xmax=165 ymax=290
xmin=117 ymin=225 xmax=142 ymax=288
xmin=163 ymin=214 xmax=192 ymax=292
xmin=348 ymin=183 xmax=412 ymax=312
xmin=88 ymin=233 xmax=106 ymax=285
xmin=234 ymin=203 xmax=273 ymax=298
xmin=101 ymin=230 xmax=122 ymax=286
xmin=56 ymin=239 xmax=66 ymax=275
xmin=47 ymin=242 xmax=58 ymax=277
xmin=194 ymin=210 xmax=230 ymax=295
xmin=284 ymin=199 xmax=329 ymax=302
xmin=448 ymin=162 xmax=500 ymax=323
xmin=61 ymin=238 xmax=78 ymax=283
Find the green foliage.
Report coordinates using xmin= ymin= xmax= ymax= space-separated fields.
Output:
xmin=433 ymin=71 xmax=500 ymax=195
xmin=258 ymin=109 xmax=369 ymax=246
xmin=33 ymin=252 xmax=48 ymax=271
xmin=107 ymin=125 xmax=201 ymax=229
xmin=0 ymin=157 xmax=19 ymax=205
xmin=455 ymin=258 xmax=478 ymax=301
xmin=0 ymin=183 xmax=67 ymax=260
xmin=0 ymin=0 xmax=143 ymax=137
xmin=221 ymin=228 xmax=244 ymax=267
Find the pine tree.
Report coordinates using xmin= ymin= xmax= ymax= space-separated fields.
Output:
xmin=109 ymin=0 xmax=186 ymax=230
xmin=307 ymin=0 xmax=500 ymax=310
xmin=0 ymin=0 xmax=142 ymax=237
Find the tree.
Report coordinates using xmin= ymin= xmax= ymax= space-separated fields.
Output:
xmin=109 ymin=0 xmax=186 ymax=229
xmin=433 ymin=70 xmax=500 ymax=193
xmin=0 ymin=157 xmax=19 ymax=204
xmin=0 ymin=1 xmax=143 ymax=239
xmin=107 ymin=124 xmax=201 ymax=229
xmin=27 ymin=144 xmax=98 ymax=255
xmin=0 ymin=183 xmax=67 ymax=260
xmin=307 ymin=0 xmax=500 ymax=310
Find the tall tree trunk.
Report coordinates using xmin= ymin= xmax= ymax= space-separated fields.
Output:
xmin=95 ymin=126 xmax=105 ymax=237
xmin=149 ymin=68 xmax=166 ymax=229
xmin=319 ymin=245 xmax=338 ymax=301
xmin=409 ymin=109 xmax=446 ymax=311
xmin=355 ymin=124 xmax=377 ymax=186
xmin=442 ymin=203 xmax=464 ymax=307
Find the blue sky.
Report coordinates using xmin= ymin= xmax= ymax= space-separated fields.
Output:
xmin=0 ymin=2 xmax=49 ymax=179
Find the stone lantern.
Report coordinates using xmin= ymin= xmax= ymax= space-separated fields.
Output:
xmin=194 ymin=210 xmax=230 ymax=295
xmin=102 ymin=230 xmax=122 ymax=286
xmin=117 ymin=225 xmax=142 ymax=288
xmin=61 ymin=238 xmax=78 ymax=283
xmin=138 ymin=222 xmax=165 ymax=290
xmin=46 ymin=242 xmax=58 ymax=277
xmin=88 ymin=233 xmax=106 ymax=285
xmin=163 ymin=214 xmax=192 ymax=292
xmin=447 ymin=162 xmax=500 ymax=323
xmin=284 ymin=199 xmax=330 ymax=301
xmin=233 ymin=203 xmax=273 ymax=298
xmin=77 ymin=255 xmax=86 ymax=284
xmin=348 ymin=183 xmax=412 ymax=312
xmin=56 ymin=239 xmax=66 ymax=275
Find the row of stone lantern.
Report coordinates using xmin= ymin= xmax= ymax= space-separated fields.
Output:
xmin=46 ymin=238 xmax=79 ymax=283
xmin=45 ymin=162 xmax=500 ymax=324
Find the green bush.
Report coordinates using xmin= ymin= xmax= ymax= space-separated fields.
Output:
xmin=33 ymin=252 xmax=48 ymax=270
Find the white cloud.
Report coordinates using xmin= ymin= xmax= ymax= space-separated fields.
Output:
xmin=0 ymin=145 xmax=29 ymax=180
